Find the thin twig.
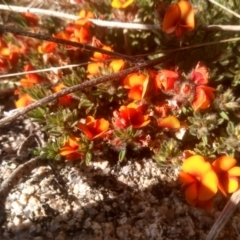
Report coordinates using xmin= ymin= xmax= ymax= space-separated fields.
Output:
xmin=0 ymin=55 xmax=170 ymax=127
xmin=0 ymin=25 xmax=137 ymax=62
xmin=1 ymin=5 xmax=240 ymax=32
xmin=203 ymin=25 xmax=240 ymax=31
xmin=206 ymin=189 xmax=240 ymax=240
xmin=0 ymin=4 xmax=160 ymax=30
xmin=0 ymin=63 xmax=82 ymax=79
xmin=208 ymin=0 xmax=240 ymax=19
xmin=134 ymin=37 xmax=240 ymax=58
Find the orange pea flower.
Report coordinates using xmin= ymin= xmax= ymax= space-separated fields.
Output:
xmin=113 ymin=102 xmax=150 ymax=129
xmin=87 ymin=62 xmax=104 ymax=78
xmin=190 ymin=62 xmax=209 ymax=85
xmin=0 ymin=38 xmax=19 ymax=68
xmin=15 ymin=94 xmax=35 ymax=108
xmin=77 ymin=116 xmax=109 ymax=140
xmin=38 ymin=41 xmax=57 ymax=53
xmin=154 ymin=69 xmax=179 ymax=91
xmin=111 ymin=0 xmax=134 ymax=8
xmin=212 ymin=156 xmax=240 ymax=196
xmin=109 ymin=59 xmax=125 ymax=73
xmin=65 ymin=10 xmax=94 ymax=45
xmin=19 ymin=64 xmax=43 ymax=87
xmin=59 ymin=136 xmax=83 ymax=161
xmin=190 ymin=62 xmax=215 ymax=111
xmin=91 ymin=38 xmax=113 ymax=61
xmin=192 ymin=85 xmax=215 ymax=111
xmin=53 ymin=83 xmax=73 ymax=107
xmin=54 ymin=31 xmax=71 ymax=41
xmin=178 ymin=155 xmax=218 ymax=209
xmin=123 ymin=72 xmax=149 ymax=100
xmin=162 ymin=0 xmax=195 ymax=37
xmin=157 ymin=116 xmax=181 ymax=129
xmin=73 ymin=20 xmax=91 ymax=44
xmin=21 ymin=12 xmax=39 ymax=26
xmin=79 ymin=9 xmax=95 ymax=19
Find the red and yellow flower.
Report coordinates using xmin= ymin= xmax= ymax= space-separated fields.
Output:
xmin=123 ymin=72 xmax=149 ymax=100
xmin=190 ymin=62 xmax=215 ymax=111
xmin=59 ymin=136 xmax=83 ymax=161
xmin=87 ymin=62 xmax=104 ymax=78
xmin=113 ymin=102 xmax=150 ymax=129
xmin=19 ymin=64 xmax=43 ymax=87
xmin=157 ymin=116 xmax=181 ymax=129
xmin=38 ymin=41 xmax=57 ymax=54
xmin=178 ymin=155 xmax=218 ymax=210
xmin=111 ymin=0 xmax=134 ymax=9
xmin=53 ymin=83 xmax=74 ymax=107
xmin=212 ymin=156 xmax=240 ymax=196
xmin=192 ymin=85 xmax=215 ymax=111
xmin=91 ymin=38 xmax=113 ymax=61
xmin=109 ymin=59 xmax=125 ymax=73
xmin=0 ymin=38 xmax=19 ymax=70
xmin=21 ymin=12 xmax=39 ymax=26
xmin=77 ymin=116 xmax=109 ymax=140
xmin=154 ymin=69 xmax=179 ymax=92
xmin=15 ymin=94 xmax=35 ymax=108
xmin=162 ymin=0 xmax=195 ymax=37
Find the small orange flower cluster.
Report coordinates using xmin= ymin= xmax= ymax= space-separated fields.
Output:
xmin=14 ymin=10 xmax=97 ymax=108
xmin=0 ymin=38 xmax=19 ymax=73
xmin=87 ymin=38 xmax=125 ymax=79
xmin=179 ymin=155 xmax=240 ymax=210
xmin=15 ymin=64 xmax=44 ymax=108
xmin=38 ymin=9 xmax=95 ymax=55
xmin=59 ymin=116 xmax=110 ymax=161
xmin=122 ymin=62 xmax=215 ymax=111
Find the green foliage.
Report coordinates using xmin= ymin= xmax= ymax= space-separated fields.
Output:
xmin=22 ymin=85 xmax=52 ymax=100
xmin=188 ymin=112 xmax=224 ymax=142
xmin=215 ymin=122 xmax=240 ymax=157
xmin=38 ymin=136 xmax=67 ymax=161
xmin=42 ymin=108 xmax=80 ymax=135
xmin=152 ymin=138 xmax=182 ymax=167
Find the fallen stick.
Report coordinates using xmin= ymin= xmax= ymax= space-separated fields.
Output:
xmin=206 ymin=189 xmax=240 ymax=240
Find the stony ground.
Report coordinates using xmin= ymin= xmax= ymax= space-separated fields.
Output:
xmin=0 ymin=112 xmax=240 ymax=240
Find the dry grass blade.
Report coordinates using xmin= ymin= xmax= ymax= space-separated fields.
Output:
xmin=206 ymin=189 xmax=240 ymax=240
xmin=208 ymin=0 xmax=240 ymax=19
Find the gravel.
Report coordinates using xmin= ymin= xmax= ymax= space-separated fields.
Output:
xmin=1 ymin=117 xmax=240 ymax=240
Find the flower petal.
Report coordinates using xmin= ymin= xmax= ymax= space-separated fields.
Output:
xmin=123 ymin=73 xmax=147 ymax=88
xmin=198 ymin=170 xmax=218 ymax=201
xmin=178 ymin=171 xmax=196 ymax=185
xmin=185 ymin=183 xmax=197 ymax=200
xmin=227 ymin=177 xmax=239 ymax=193
xmin=157 ymin=116 xmax=181 ymax=129
xmin=162 ymin=3 xmax=180 ymax=33
xmin=228 ymin=166 xmax=240 ymax=177
xmin=77 ymin=122 xmax=94 ymax=139
xmin=128 ymin=88 xmax=143 ymax=100
xmin=109 ymin=59 xmax=125 ymax=72
xmin=178 ymin=0 xmax=195 ymax=30
xmin=212 ymin=156 xmax=237 ymax=172
xmin=182 ymin=155 xmax=211 ymax=177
